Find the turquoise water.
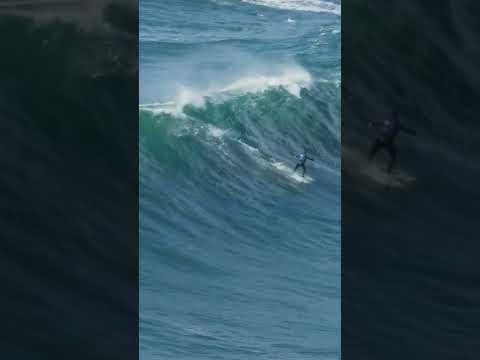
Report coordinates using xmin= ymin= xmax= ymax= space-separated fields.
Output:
xmin=140 ymin=1 xmax=340 ymax=358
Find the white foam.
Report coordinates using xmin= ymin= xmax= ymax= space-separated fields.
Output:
xmin=207 ymin=124 xmax=228 ymax=138
xmin=219 ymin=67 xmax=312 ymax=97
xmin=242 ymin=0 xmax=340 ymax=16
xmin=237 ymin=140 xmax=271 ymax=168
xmin=140 ymin=66 xmax=312 ymax=114
xmin=139 ymin=101 xmax=179 ymax=114
xmin=238 ymin=140 xmax=260 ymax=155
xmin=210 ymin=0 xmax=235 ymax=6
xmin=176 ymin=86 xmax=207 ymax=109
xmin=287 ymin=18 xmax=296 ymax=23
xmin=139 ymin=87 xmax=206 ymax=116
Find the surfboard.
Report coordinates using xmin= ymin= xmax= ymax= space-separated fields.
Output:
xmin=272 ymin=162 xmax=314 ymax=184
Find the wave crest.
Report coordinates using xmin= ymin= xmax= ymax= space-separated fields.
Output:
xmin=241 ymin=0 xmax=340 ymax=16
xmin=140 ymin=66 xmax=312 ymax=115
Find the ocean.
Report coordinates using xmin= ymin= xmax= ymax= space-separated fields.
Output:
xmin=139 ymin=1 xmax=341 ymax=358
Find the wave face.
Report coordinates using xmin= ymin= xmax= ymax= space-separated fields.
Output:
xmin=140 ymin=0 xmax=340 ymax=359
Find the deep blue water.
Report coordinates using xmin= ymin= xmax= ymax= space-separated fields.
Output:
xmin=140 ymin=1 xmax=340 ymax=358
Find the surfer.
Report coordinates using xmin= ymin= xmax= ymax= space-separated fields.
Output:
xmin=294 ymin=151 xmax=314 ymax=177
xmin=368 ymin=109 xmax=416 ymax=173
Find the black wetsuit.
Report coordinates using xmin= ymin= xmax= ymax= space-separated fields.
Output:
xmin=368 ymin=113 xmax=416 ymax=173
xmin=294 ymin=153 xmax=314 ymax=177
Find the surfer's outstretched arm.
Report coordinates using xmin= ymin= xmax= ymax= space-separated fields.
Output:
xmin=400 ymin=125 xmax=416 ymax=136
xmin=307 ymin=156 xmax=314 ymax=161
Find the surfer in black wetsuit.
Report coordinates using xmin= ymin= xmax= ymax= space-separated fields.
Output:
xmin=368 ymin=109 xmax=416 ymax=173
xmin=294 ymin=151 xmax=314 ymax=177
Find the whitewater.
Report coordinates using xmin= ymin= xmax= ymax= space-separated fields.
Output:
xmin=140 ymin=0 xmax=340 ymax=359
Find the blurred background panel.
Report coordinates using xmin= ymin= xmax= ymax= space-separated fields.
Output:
xmin=0 ymin=1 xmax=138 ymax=359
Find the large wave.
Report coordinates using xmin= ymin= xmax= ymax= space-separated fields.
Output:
xmin=140 ymin=66 xmax=341 ymax=359
xmin=141 ymin=66 xmax=313 ymax=114
xmin=140 ymin=68 xmax=340 ymax=205
xmin=140 ymin=2 xmax=341 ymax=356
